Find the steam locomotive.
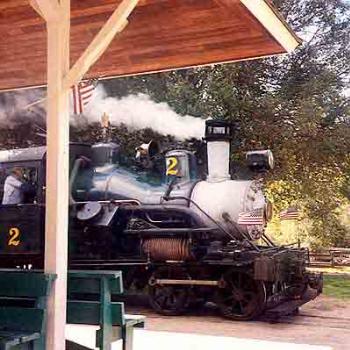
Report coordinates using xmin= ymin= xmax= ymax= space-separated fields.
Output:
xmin=0 ymin=120 xmax=322 ymax=320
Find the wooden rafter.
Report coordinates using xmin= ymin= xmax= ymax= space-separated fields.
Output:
xmin=64 ymin=0 xmax=139 ymax=89
xmin=29 ymin=0 xmax=62 ymax=22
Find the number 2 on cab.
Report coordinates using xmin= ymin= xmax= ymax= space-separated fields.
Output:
xmin=8 ymin=227 xmax=21 ymax=246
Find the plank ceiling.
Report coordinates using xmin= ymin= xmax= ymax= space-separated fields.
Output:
xmin=0 ymin=0 xmax=300 ymax=91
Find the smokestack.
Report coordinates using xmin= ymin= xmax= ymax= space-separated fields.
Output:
xmin=204 ymin=120 xmax=232 ymax=182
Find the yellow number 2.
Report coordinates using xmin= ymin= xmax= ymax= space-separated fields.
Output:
xmin=8 ymin=227 xmax=21 ymax=246
xmin=166 ymin=157 xmax=179 ymax=176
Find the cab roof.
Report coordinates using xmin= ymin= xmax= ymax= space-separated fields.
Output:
xmin=0 ymin=146 xmax=46 ymax=163
xmin=0 ymin=143 xmax=91 ymax=163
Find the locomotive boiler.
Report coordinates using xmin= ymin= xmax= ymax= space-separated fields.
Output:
xmin=0 ymin=120 xmax=323 ymax=320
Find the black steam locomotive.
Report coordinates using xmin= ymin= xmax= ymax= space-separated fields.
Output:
xmin=0 ymin=121 xmax=322 ymax=320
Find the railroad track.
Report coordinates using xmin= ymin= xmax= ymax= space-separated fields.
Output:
xmin=273 ymin=313 xmax=350 ymax=330
xmin=126 ymin=303 xmax=350 ymax=330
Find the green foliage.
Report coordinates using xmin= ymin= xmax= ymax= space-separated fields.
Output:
xmin=323 ymin=275 xmax=350 ymax=299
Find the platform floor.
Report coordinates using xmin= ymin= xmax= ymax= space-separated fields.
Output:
xmin=66 ymin=325 xmax=332 ymax=350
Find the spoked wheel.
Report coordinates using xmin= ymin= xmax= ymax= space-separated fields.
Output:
xmin=148 ymin=267 xmax=190 ymax=316
xmin=217 ymin=270 xmax=266 ymax=321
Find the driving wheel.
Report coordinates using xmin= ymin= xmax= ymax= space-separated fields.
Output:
xmin=148 ymin=267 xmax=190 ymax=316
xmin=217 ymin=270 xmax=266 ymax=321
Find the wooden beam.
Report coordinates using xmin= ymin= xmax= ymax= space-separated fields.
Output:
xmin=29 ymin=0 xmax=62 ymax=22
xmin=29 ymin=0 xmax=45 ymax=20
xmin=64 ymin=0 xmax=139 ymax=89
xmin=240 ymin=0 xmax=300 ymax=53
xmin=43 ymin=0 xmax=70 ymax=349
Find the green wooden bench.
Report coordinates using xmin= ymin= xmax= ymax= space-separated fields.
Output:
xmin=67 ymin=270 xmax=145 ymax=350
xmin=0 ymin=269 xmax=56 ymax=350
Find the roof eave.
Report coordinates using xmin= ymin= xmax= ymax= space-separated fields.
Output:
xmin=241 ymin=0 xmax=302 ymax=53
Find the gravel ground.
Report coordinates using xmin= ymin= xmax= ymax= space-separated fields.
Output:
xmin=125 ymin=295 xmax=350 ymax=350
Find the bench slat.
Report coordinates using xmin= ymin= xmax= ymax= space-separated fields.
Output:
xmin=0 ymin=271 xmax=54 ymax=298
xmin=67 ymin=301 xmax=125 ymax=326
xmin=68 ymin=277 xmax=122 ymax=295
xmin=69 ymin=270 xmax=122 ymax=279
xmin=0 ymin=331 xmax=40 ymax=345
xmin=0 ymin=308 xmax=44 ymax=332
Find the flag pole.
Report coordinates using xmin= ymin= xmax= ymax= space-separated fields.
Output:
xmin=24 ymin=97 xmax=46 ymax=109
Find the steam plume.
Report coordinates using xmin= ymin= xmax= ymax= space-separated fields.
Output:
xmin=80 ymin=85 xmax=205 ymax=140
xmin=0 ymin=89 xmax=45 ymax=127
xmin=0 ymin=85 xmax=205 ymax=140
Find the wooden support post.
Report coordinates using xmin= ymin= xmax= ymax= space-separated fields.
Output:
xmin=29 ymin=0 xmax=71 ymax=349
xmin=28 ymin=0 xmax=139 ymax=347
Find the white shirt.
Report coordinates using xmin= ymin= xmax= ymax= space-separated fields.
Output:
xmin=2 ymin=175 xmax=23 ymax=205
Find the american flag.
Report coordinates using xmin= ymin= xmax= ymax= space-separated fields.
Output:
xmin=238 ymin=208 xmax=265 ymax=226
xmin=280 ymin=207 xmax=299 ymax=221
xmin=72 ymin=79 xmax=98 ymax=115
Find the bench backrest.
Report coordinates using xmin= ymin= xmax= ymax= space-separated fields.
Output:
xmin=67 ymin=270 xmax=125 ymax=327
xmin=68 ymin=270 xmax=123 ymax=295
xmin=0 ymin=270 xmax=55 ymax=332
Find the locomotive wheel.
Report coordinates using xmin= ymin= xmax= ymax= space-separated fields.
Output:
xmin=217 ymin=270 xmax=266 ymax=321
xmin=148 ymin=267 xmax=190 ymax=316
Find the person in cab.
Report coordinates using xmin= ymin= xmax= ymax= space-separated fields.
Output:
xmin=2 ymin=167 xmax=24 ymax=205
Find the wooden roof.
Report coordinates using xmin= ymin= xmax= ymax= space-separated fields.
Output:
xmin=0 ymin=0 xmax=300 ymax=91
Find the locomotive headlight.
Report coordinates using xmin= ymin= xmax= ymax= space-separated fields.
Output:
xmin=267 ymin=150 xmax=275 ymax=170
xmin=246 ymin=150 xmax=275 ymax=172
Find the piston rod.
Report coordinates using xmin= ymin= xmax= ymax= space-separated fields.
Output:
xmin=152 ymin=278 xmax=222 ymax=286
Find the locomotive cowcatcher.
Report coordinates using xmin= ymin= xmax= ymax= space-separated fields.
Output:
xmin=0 ymin=120 xmax=323 ymax=320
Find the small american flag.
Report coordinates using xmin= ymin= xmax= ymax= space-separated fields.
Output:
xmin=238 ymin=208 xmax=265 ymax=226
xmin=280 ymin=207 xmax=299 ymax=221
xmin=72 ymin=79 xmax=98 ymax=115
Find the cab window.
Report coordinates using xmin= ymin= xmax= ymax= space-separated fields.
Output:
xmin=0 ymin=165 xmax=38 ymax=205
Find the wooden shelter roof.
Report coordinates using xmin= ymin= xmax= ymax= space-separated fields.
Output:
xmin=0 ymin=0 xmax=300 ymax=91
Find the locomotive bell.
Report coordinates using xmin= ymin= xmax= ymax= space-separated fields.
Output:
xmin=135 ymin=140 xmax=160 ymax=169
xmin=204 ymin=120 xmax=232 ymax=182
xmin=135 ymin=140 xmax=160 ymax=160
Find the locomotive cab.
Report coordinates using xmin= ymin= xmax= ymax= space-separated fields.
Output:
xmin=0 ymin=143 xmax=93 ymax=267
xmin=0 ymin=147 xmax=46 ymax=266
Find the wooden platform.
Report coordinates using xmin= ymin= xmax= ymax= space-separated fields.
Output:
xmin=66 ymin=327 xmax=332 ymax=350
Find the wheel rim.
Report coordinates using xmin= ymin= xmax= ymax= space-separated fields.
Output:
xmin=148 ymin=267 xmax=190 ymax=316
xmin=218 ymin=270 xmax=266 ymax=320
xmin=149 ymin=285 xmax=189 ymax=315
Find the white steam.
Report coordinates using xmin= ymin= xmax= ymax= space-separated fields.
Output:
xmin=0 ymin=85 xmax=205 ymax=139
xmin=80 ymin=85 xmax=205 ymax=140
xmin=0 ymin=89 xmax=45 ymax=126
